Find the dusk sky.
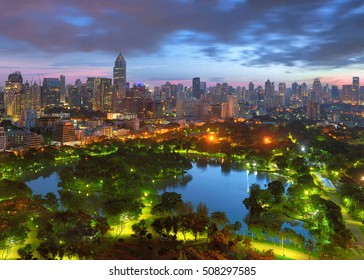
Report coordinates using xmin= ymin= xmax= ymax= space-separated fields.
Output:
xmin=1 ymin=0 xmax=364 ymax=88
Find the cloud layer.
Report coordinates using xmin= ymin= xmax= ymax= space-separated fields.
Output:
xmin=1 ymin=0 xmax=364 ymax=85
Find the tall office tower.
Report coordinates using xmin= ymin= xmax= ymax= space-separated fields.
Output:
xmin=292 ymin=82 xmax=298 ymax=95
xmin=53 ymin=122 xmax=76 ymax=145
xmin=248 ymin=82 xmax=255 ymax=105
xmin=113 ymin=53 xmax=126 ymax=110
xmin=27 ymin=82 xmax=41 ymax=110
xmin=248 ymin=82 xmax=254 ymax=93
xmin=192 ymin=77 xmax=201 ymax=99
xmin=264 ymin=79 xmax=274 ymax=108
xmin=98 ymin=78 xmax=113 ymax=111
xmin=352 ymin=77 xmax=359 ymax=104
xmin=323 ymin=84 xmax=329 ymax=103
xmin=161 ymin=81 xmax=172 ymax=99
xmin=42 ymin=78 xmax=61 ymax=107
xmin=200 ymin=82 xmax=207 ymax=95
xmin=60 ymin=75 xmax=66 ymax=104
xmin=278 ymin=82 xmax=286 ymax=107
xmin=69 ymin=85 xmax=81 ymax=107
xmin=360 ymin=86 xmax=364 ymax=104
xmin=21 ymin=81 xmax=32 ymax=110
xmin=0 ymin=91 xmax=4 ymax=113
xmin=0 ymin=127 xmax=6 ymax=150
xmin=306 ymin=100 xmax=320 ymax=120
xmin=331 ymin=85 xmax=340 ymax=103
xmin=291 ymin=82 xmax=299 ymax=106
xmin=342 ymin=84 xmax=352 ymax=104
xmin=221 ymin=82 xmax=230 ymax=101
xmin=312 ymin=78 xmax=323 ymax=103
xmin=5 ymin=71 xmax=23 ymax=118
xmin=86 ymin=77 xmax=100 ymax=110
xmin=227 ymin=94 xmax=239 ymax=118
xmin=113 ymin=53 xmax=126 ymax=88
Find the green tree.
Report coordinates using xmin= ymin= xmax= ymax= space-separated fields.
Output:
xmin=267 ymin=180 xmax=285 ymax=204
xmin=151 ymin=192 xmax=183 ymax=216
xmin=17 ymin=244 xmax=33 ymax=260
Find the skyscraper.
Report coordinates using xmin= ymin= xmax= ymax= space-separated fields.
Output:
xmin=113 ymin=53 xmax=126 ymax=88
xmin=113 ymin=53 xmax=126 ymax=111
xmin=331 ymin=85 xmax=340 ymax=103
xmin=278 ymin=82 xmax=286 ymax=107
xmin=60 ymin=75 xmax=66 ymax=104
xmin=5 ymin=71 xmax=23 ymax=118
xmin=264 ymin=79 xmax=274 ymax=108
xmin=42 ymin=78 xmax=61 ymax=107
xmin=192 ymin=77 xmax=201 ymax=99
xmin=352 ymin=77 xmax=359 ymax=104
xmin=312 ymin=78 xmax=322 ymax=103
xmin=342 ymin=84 xmax=352 ymax=104
xmin=0 ymin=127 xmax=6 ymax=150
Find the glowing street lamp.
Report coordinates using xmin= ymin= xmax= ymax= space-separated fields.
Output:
xmin=263 ymin=137 xmax=272 ymax=144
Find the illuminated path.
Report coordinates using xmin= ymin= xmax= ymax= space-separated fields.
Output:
xmin=313 ymin=172 xmax=364 ymax=259
xmin=327 ymin=192 xmax=364 ymax=259
xmin=252 ymin=241 xmax=317 ymax=260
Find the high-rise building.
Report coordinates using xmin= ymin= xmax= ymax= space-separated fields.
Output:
xmin=5 ymin=71 xmax=23 ymax=118
xmin=227 ymin=95 xmax=239 ymax=118
xmin=113 ymin=53 xmax=126 ymax=111
xmin=359 ymin=86 xmax=364 ymax=104
xmin=69 ymin=85 xmax=82 ymax=107
xmin=352 ymin=77 xmax=359 ymax=103
xmin=113 ymin=53 xmax=126 ymax=88
xmin=98 ymin=78 xmax=113 ymax=111
xmin=306 ymin=100 xmax=320 ymax=120
xmin=312 ymin=78 xmax=322 ymax=103
xmin=192 ymin=77 xmax=201 ymax=99
xmin=264 ymin=79 xmax=274 ymax=108
xmin=278 ymin=82 xmax=286 ymax=107
xmin=331 ymin=85 xmax=340 ymax=103
xmin=200 ymin=82 xmax=207 ymax=94
xmin=86 ymin=77 xmax=100 ymax=110
xmin=342 ymin=84 xmax=352 ymax=104
xmin=248 ymin=82 xmax=256 ymax=106
xmin=42 ymin=78 xmax=61 ymax=107
xmin=0 ymin=91 xmax=4 ymax=113
xmin=0 ymin=127 xmax=6 ymax=150
xmin=60 ymin=75 xmax=66 ymax=104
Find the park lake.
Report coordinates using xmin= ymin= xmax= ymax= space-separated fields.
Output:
xmin=24 ymin=158 xmax=311 ymax=240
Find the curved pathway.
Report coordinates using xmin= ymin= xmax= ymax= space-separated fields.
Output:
xmin=252 ymin=241 xmax=317 ymax=260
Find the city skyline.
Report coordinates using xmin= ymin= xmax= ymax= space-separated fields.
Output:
xmin=1 ymin=0 xmax=364 ymax=87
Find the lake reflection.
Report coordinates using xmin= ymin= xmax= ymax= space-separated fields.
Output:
xmin=25 ymin=161 xmax=309 ymax=238
xmin=159 ymin=162 xmax=308 ymax=237
xmin=26 ymin=172 xmax=61 ymax=198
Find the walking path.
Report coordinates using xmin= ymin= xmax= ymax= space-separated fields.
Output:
xmin=314 ymin=172 xmax=364 ymax=259
xmin=252 ymin=241 xmax=317 ymax=260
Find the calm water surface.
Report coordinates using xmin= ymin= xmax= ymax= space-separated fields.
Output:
xmin=25 ymin=162 xmax=309 ymax=237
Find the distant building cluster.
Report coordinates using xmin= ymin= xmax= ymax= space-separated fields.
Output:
xmin=1 ymin=53 xmax=364 ymax=149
